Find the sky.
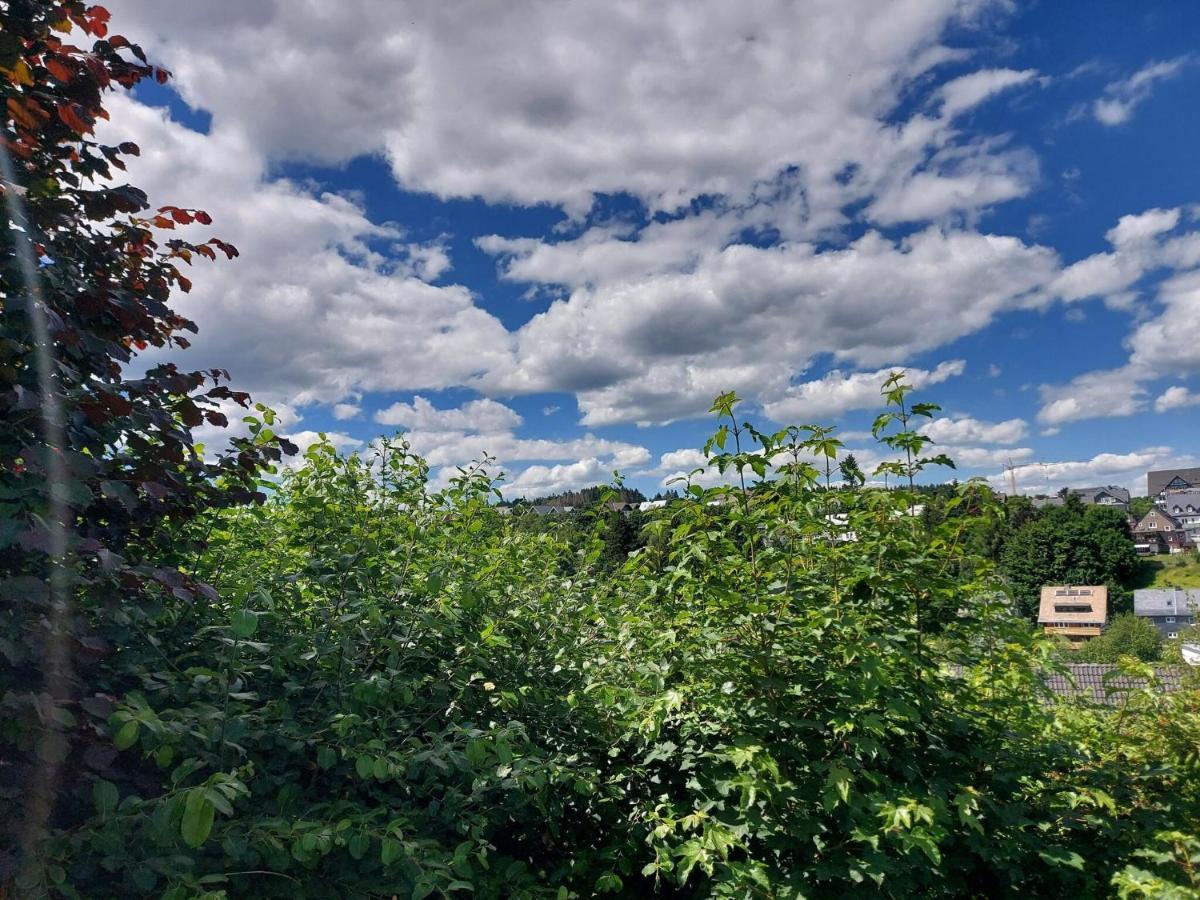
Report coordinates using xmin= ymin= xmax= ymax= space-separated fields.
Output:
xmin=98 ymin=0 xmax=1200 ymax=498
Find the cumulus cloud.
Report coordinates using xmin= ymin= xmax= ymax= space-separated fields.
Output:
xmin=486 ymin=225 xmax=1060 ymax=425
xmin=375 ymin=396 xmax=523 ymax=432
xmin=762 ymin=361 xmax=966 ymax=423
xmin=1155 ymin=385 xmax=1200 ymax=413
xmin=989 ymin=447 xmax=1194 ymax=495
xmin=503 ymin=458 xmax=619 ymax=499
xmin=364 ymin=397 xmax=649 ymax=495
xmin=1091 ymin=57 xmax=1190 ymax=126
xmin=102 ymin=97 xmax=512 ymax=409
xmin=1037 ymin=367 xmax=1147 ymax=428
xmin=919 ymin=415 xmax=1028 ymax=445
xmin=111 ymin=0 xmax=1029 ymax=222
xmin=1038 ymin=229 xmax=1200 ymax=426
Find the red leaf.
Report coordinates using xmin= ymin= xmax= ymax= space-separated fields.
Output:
xmin=45 ymin=58 xmax=74 ymax=83
xmin=58 ymin=102 xmax=93 ymax=134
xmin=194 ymin=210 xmax=212 ymax=225
xmin=169 ymin=208 xmax=193 ymax=225
xmin=177 ymin=274 xmax=192 ymax=292
xmin=118 ymin=141 xmax=140 ymax=156
xmin=152 ymin=215 xmax=175 ymax=229
xmin=154 ymin=66 xmax=170 ymax=84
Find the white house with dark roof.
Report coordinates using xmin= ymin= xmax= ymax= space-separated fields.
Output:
xmin=1134 ymin=588 xmax=1200 ymax=639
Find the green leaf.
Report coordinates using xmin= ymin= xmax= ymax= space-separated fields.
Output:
xmin=317 ymin=746 xmax=337 ymax=770
xmin=355 ymin=755 xmax=373 ymax=779
xmin=380 ymin=836 xmax=402 ymax=867
xmin=1038 ymin=848 xmax=1086 ymax=870
xmin=113 ymin=719 xmax=139 ymax=750
xmin=92 ymin=779 xmax=119 ymax=817
xmin=231 ymin=609 xmax=258 ymax=638
xmin=595 ymin=873 xmax=623 ymax=893
xmin=348 ymin=832 xmax=370 ymax=860
xmin=181 ymin=790 xmax=215 ymax=849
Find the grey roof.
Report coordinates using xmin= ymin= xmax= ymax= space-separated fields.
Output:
xmin=947 ymin=664 xmax=1187 ymax=706
xmin=1043 ymin=664 xmax=1185 ymax=705
xmin=1031 ymin=496 xmax=1064 ymax=508
xmin=1071 ymin=485 xmax=1131 ymax=505
xmin=1134 ymin=588 xmax=1200 ymax=616
xmin=1161 ymin=492 xmax=1200 ymax=515
xmin=1149 ymin=467 xmax=1200 ymax=497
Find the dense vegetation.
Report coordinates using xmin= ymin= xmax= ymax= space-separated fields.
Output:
xmin=3 ymin=3 xmax=1200 ymax=898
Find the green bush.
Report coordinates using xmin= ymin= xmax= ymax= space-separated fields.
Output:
xmin=1077 ymin=614 xmax=1164 ymax=664
xmin=13 ymin=389 xmax=1198 ymax=898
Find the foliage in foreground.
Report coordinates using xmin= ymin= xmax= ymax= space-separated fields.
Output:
xmin=9 ymin=391 xmax=1198 ymax=898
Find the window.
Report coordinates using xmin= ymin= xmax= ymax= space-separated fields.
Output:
xmin=1054 ymin=604 xmax=1093 ymax=613
xmin=1166 ymin=616 xmax=1175 ymax=623
xmin=1169 ymin=633 xmax=1179 ymax=639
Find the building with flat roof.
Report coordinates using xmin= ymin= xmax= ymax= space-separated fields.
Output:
xmin=1038 ymin=585 xmax=1107 ymax=649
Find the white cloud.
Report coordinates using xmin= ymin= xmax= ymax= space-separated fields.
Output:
xmin=1092 ymin=57 xmax=1190 ymax=126
xmin=939 ymin=445 xmax=1034 ymax=468
xmin=503 ymin=458 xmax=618 ymax=499
xmin=375 ymin=395 xmax=523 ymax=432
xmin=1106 ymin=207 xmax=1181 ymax=247
xmin=485 ymin=225 xmax=1059 ymax=425
xmin=102 ymin=97 xmax=512 ymax=409
xmin=762 ymin=361 xmax=966 ymax=423
xmin=919 ymin=415 xmax=1028 ymax=445
xmin=656 ymin=448 xmax=710 ymax=473
xmin=1037 ymin=367 xmax=1147 ymax=428
xmin=938 ymin=68 xmax=1038 ymax=118
xmin=364 ymin=397 xmax=649 ymax=492
xmin=1039 ymin=238 xmax=1200 ymax=426
xmin=111 ymin=0 xmax=1031 ymax=225
xmin=1155 ymin=385 xmax=1200 ymax=413
xmin=988 ymin=447 xmax=1193 ymax=495
xmin=1128 ymin=269 xmax=1200 ymax=374
xmin=332 ymin=403 xmax=362 ymax=421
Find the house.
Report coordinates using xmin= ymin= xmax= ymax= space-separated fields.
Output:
xmin=1134 ymin=588 xmax=1200 ymax=640
xmin=1131 ymin=507 xmax=1191 ymax=554
xmin=1030 ymin=486 xmax=1130 ymax=510
xmin=1038 ymin=585 xmax=1107 ymax=649
xmin=1071 ymin=486 xmax=1131 ymax=509
xmin=1032 ymin=486 xmax=1130 ymax=509
xmin=1157 ymin=490 xmax=1200 ymax=544
xmin=1148 ymin=467 xmax=1200 ymax=500
xmin=530 ymin=504 xmax=576 ymax=516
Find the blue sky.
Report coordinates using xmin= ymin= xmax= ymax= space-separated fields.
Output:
xmin=105 ymin=0 xmax=1200 ymax=497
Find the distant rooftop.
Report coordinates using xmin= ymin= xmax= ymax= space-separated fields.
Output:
xmin=1038 ymin=585 xmax=1107 ymax=625
xmin=1043 ymin=664 xmax=1186 ymax=705
xmin=1134 ymin=588 xmax=1200 ymax=616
